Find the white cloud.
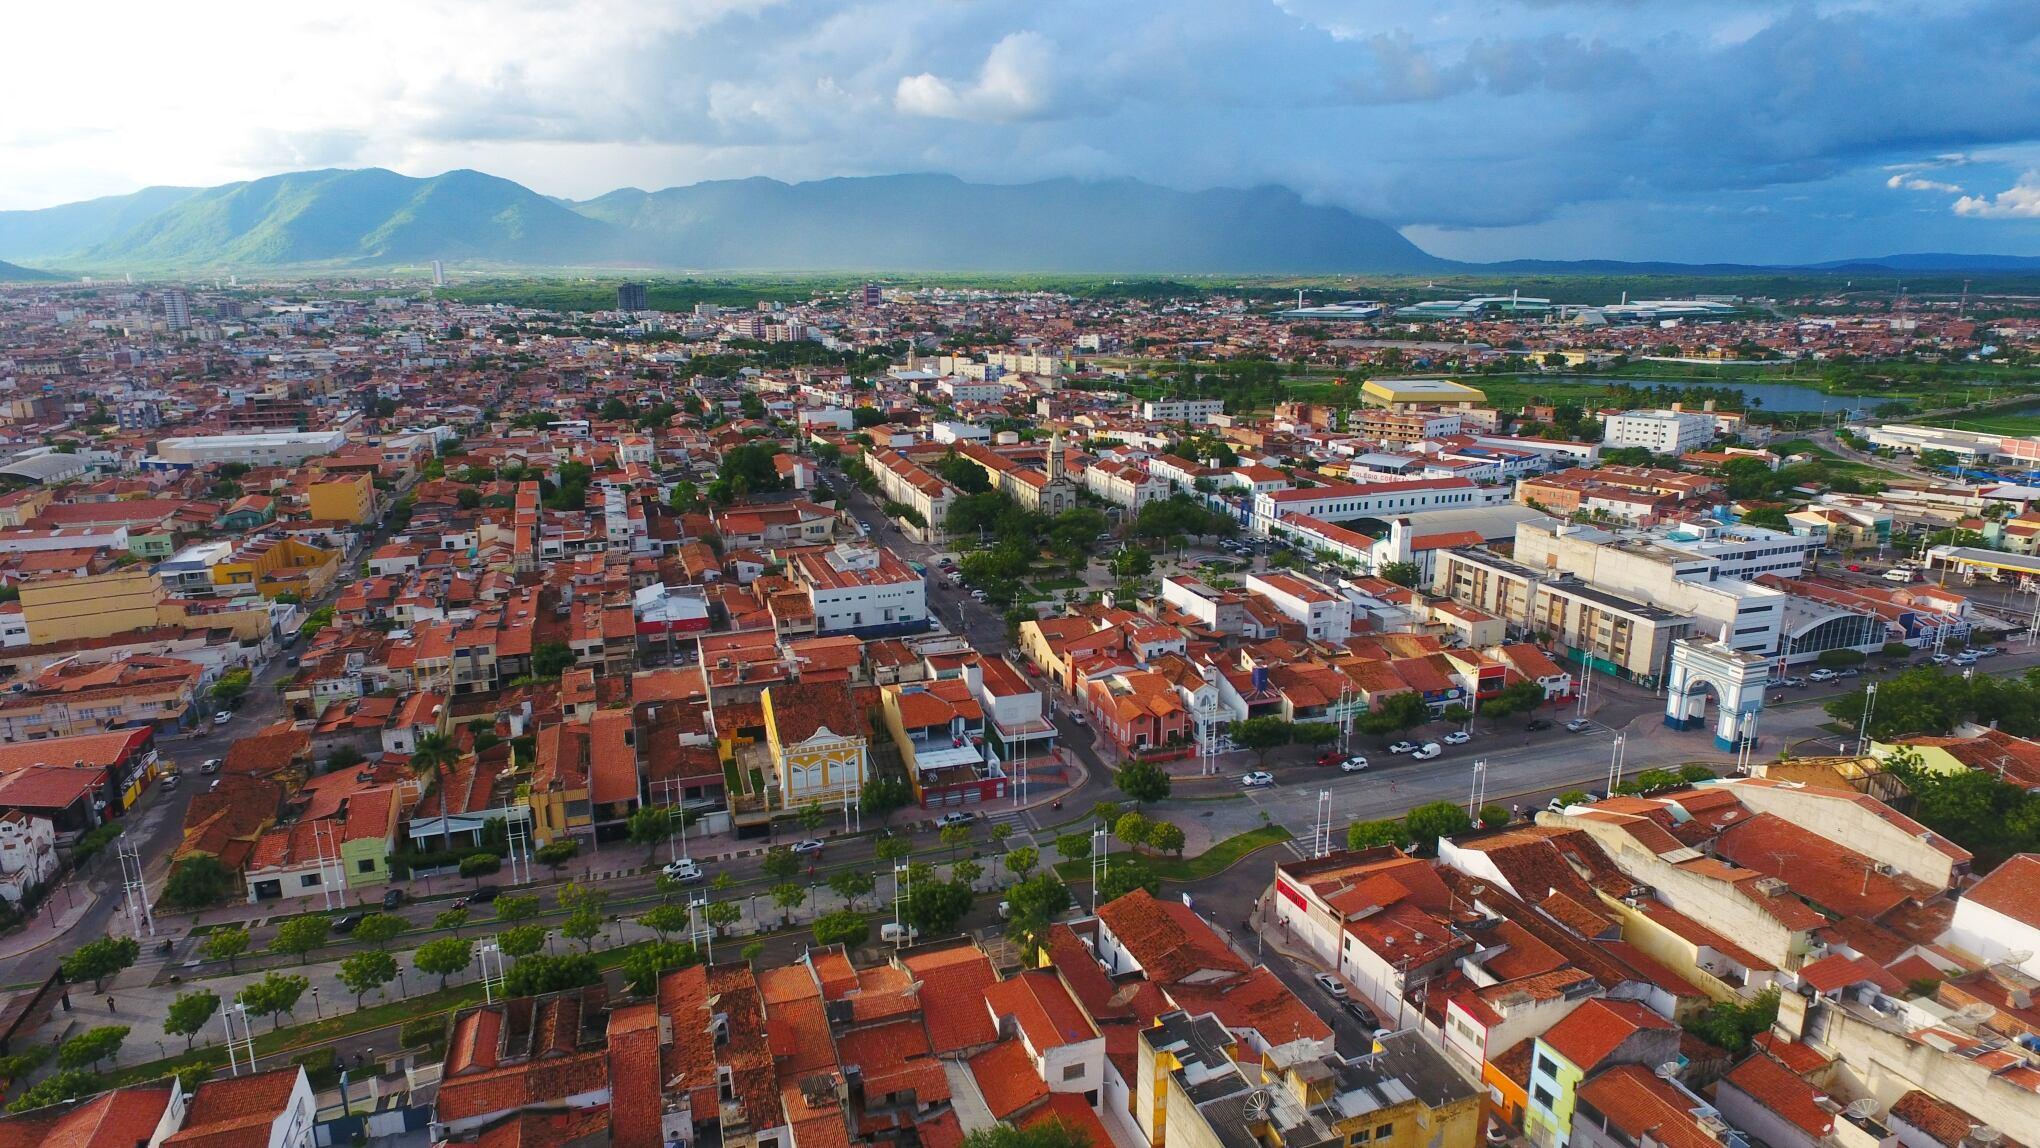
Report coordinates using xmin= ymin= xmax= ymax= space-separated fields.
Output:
xmin=1954 ymin=172 xmax=2040 ymax=218
xmin=1886 ymin=173 xmax=1964 ymax=193
xmin=895 ymin=32 xmax=1059 ymax=121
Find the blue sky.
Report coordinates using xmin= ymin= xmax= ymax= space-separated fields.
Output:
xmin=4 ymin=0 xmax=2038 ymax=263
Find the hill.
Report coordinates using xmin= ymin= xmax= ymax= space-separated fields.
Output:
xmin=0 ymin=260 xmax=58 ymax=282
xmin=0 ymin=169 xmax=1440 ymax=274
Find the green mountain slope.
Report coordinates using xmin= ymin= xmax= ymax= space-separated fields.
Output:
xmin=0 ymin=185 xmax=203 ymax=263
xmin=0 ymin=260 xmax=59 ymax=282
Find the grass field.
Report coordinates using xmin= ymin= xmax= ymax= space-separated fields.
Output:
xmin=1923 ymin=413 xmax=2040 ymax=436
xmin=1054 ymin=825 xmax=1293 ymax=885
xmin=1769 ymin=438 xmax=1911 ymax=482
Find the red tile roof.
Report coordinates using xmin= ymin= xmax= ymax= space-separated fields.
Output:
xmin=1960 ymin=852 xmax=2040 ymax=929
xmin=968 ymin=1039 xmax=1048 ymax=1119
xmin=902 ymin=945 xmax=999 ymax=1054
xmin=985 ymin=970 xmax=1097 ymax=1052
xmin=1538 ymin=998 xmax=1675 ymax=1072
xmin=1723 ymin=1052 xmax=1834 ymax=1139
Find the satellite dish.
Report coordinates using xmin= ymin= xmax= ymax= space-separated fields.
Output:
xmin=1972 ymin=1128 xmax=2003 ymax=1147
xmin=1995 ymin=950 xmax=2034 ymax=968
xmin=1843 ymin=1098 xmax=1879 ymax=1119
xmin=1654 ymin=1062 xmax=1680 ymax=1080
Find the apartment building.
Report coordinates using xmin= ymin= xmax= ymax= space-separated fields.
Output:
xmin=1601 ymin=409 xmax=1716 ymax=455
xmin=1140 ymin=398 xmax=1224 ymax=423
xmin=1242 ymin=571 xmax=1353 ymax=641
xmin=786 ymin=543 xmax=928 ymax=636
xmin=1254 ymin=477 xmax=1508 ymax=536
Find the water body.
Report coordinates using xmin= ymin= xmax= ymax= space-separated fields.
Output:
xmin=1535 ymin=375 xmax=1885 ymax=413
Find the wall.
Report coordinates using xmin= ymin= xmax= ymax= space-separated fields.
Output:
xmin=1818 ymin=1002 xmax=2040 ymax=1138
xmin=1717 ymin=782 xmax=1964 ymax=888
xmin=1941 ymin=898 xmax=2040 ymax=977
xmin=20 ymin=568 xmax=164 ymax=645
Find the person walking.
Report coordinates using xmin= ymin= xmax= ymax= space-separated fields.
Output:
xmin=105 ymin=996 xmax=117 ymax=1014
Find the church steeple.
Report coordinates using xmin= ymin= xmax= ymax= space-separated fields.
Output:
xmin=1046 ymin=430 xmax=1064 ymax=482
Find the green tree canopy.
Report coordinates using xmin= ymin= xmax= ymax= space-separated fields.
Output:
xmin=63 ymin=936 xmax=140 ymax=991
xmin=504 ymin=953 xmax=602 ymax=997
xmin=1115 ymin=759 xmax=1173 ymax=803
xmin=414 ymin=937 xmax=476 ymax=990
xmin=1402 ymin=802 xmax=1473 ymax=853
xmin=164 ymin=989 xmax=220 ymax=1050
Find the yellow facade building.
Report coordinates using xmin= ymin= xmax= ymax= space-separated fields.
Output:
xmin=19 ymin=568 xmax=166 ymax=645
xmin=212 ymin=536 xmax=339 ymax=599
xmin=308 ymin=473 xmax=376 ymax=526
xmin=1359 ymin=378 xmax=1487 ymax=410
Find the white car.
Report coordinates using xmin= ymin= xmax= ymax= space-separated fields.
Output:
xmin=661 ymin=858 xmax=703 ymax=882
xmin=1807 ymin=668 xmax=1838 ymax=682
xmin=200 ymin=758 xmax=222 ymax=774
xmin=1240 ymin=771 xmax=1276 ymax=788
xmin=1340 ymin=756 xmax=1370 ymax=773
xmin=1565 ymin=718 xmax=1591 ymax=733
xmin=1410 ymin=742 xmax=1443 ymax=760
xmin=1313 ymin=973 xmax=1348 ymax=998
xmin=1442 ymin=731 xmax=1471 ymax=745
xmin=788 ymin=839 xmax=825 ymax=855
xmin=880 ymin=922 xmax=921 ymax=943
xmin=934 ymin=812 xmax=975 ymax=829
xmin=213 ymin=711 xmax=233 ymax=726
xmin=1387 ymin=740 xmax=1418 ymax=754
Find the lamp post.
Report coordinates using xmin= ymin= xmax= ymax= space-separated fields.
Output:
xmin=310 ymin=985 xmax=321 ymax=1020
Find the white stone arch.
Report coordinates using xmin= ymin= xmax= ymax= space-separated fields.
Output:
xmin=1663 ymin=637 xmax=1769 ymax=751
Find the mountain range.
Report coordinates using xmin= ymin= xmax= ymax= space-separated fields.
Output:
xmin=0 ymin=168 xmax=1438 ymax=275
xmin=0 ymin=167 xmax=2031 ymax=276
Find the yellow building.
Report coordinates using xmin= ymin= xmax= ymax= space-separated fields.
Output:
xmin=19 ymin=568 xmax=165 ymax=645
xmin=1359 ymin=378 xmax=1487 ymax=410
xmin=212 ymin=536 xmax=339 ymax=599
xmin=308 ymin=473 xmax=376 ymax=526
xmin=760 ymin=681 xmax=868 ymax=811
xmin=1158 ymin=1022 xmax=1481 ymax=1148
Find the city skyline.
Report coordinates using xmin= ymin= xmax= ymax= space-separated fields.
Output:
xmin=5 ymin=0 xmax=2039 ymax=264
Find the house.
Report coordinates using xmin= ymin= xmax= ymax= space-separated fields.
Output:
xmin=1940 ymin=853 xmax=2040 ymax=979
xmin=881 ymin=677 xmax=1006 ymax=809
xmin=164 ymin=1068 xmax=315 ymax=1148
xmin=1522 ymin=999 xmax=1680 ymax=1148
xmin=0 ymin=810 xmax=57 ymax=905
xmin=759 ymin=681 xmax=868 ymax=811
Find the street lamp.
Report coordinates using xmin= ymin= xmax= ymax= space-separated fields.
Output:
xmin=310 ymin=985 xmax=321 ymax=1020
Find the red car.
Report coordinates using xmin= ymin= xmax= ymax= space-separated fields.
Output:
xmin=1317 ymin=751 xmax=1341 ymax=766
xmin=1847 ymin=564 xmax=1863 ymax=572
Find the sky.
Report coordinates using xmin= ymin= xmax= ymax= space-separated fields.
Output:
xmin=5 ymin=0 xmax=2040 ymax=264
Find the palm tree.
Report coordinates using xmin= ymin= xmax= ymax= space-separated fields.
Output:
xmin=411 ymin=731 xmax=458 ymax=852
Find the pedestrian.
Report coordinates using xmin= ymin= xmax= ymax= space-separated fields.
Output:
xmin=105 ymin=995 xmax=116 ymax=1014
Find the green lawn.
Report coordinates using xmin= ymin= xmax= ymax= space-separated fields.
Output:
xmin=1923 ymin=412 xmax=2040 ymax=437
xmin=1055 ymin=825 xmax=1293 ymax=884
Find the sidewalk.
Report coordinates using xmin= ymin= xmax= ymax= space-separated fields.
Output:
xmin=0 ymin=880 xmax=101 ymax=962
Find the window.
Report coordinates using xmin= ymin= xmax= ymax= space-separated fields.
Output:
xmin=300 ymin=873 xmax=322 ymax=888
xmin=1536 ymin=1055 xmax=1557 ymax=1077
xmin=358 ymin=858 xmax=377 ymax=873
xmin=1532 ymin=1087 xmax=1554 ymax=1109
xmin=1375 ymin=1125 xmax=1393 ymax=1139
xmin=1062 ymin=1063 xmax=1085 ymax=1082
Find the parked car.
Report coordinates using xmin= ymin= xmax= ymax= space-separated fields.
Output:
xmin=1978 ymin=646 xmax=2006 ymax=658
xmin=1340 ymin=756 xmax=1370 ymax=773
xmin=1565 ymin=718 xmax=1591 ymax=732
xmin=1343 ymin=999 xmax=1381 ymax=1028
xmin=1846 ymin=564 xmax=1863 ymax=572
xmin=1526 ymin=719 xmax=1553 ymax=731
xmin=1313 ymin=973 xmax=1349 ymax=998
xmin=662 ymin=858 xmax=704 ymax=882
xmin=1317 ymin=751 xmax=1342 ymax=766
xmin=880 ymin=922 xmax=921 ymax=943
xmin=458 ymin=886 xmax=499 ymax=907
xmin=331 ymin=913 xmax=364 ymax=934
xmin=200 ymin=758 xmax=221 ymax=774
xmin=1952 ymin=651 xmax=1979 ymax=666
xmin=935 ymin=811 xmax=976 ymax=829
xmin=1387 ymin=740 xmax=1419 ymax=754
xmin=789 ymin=839 xmax=825 ymax=855
xmin=1780 ymin=676 xmax=1806 ymax=688
xmin=1930 ymin=653 xmax=1952 ymax=665
xmin=1808 ymin=668 xmax=1838 ymax=683
xmin=160 ymin=774 xmax=179 ymax=789
xmin=1837 ymin=668 xmax=1861 ymax=678
xmin=381 ymin=888 xmax=404 ymax=910
xmin=1410 ymin=742 xmax=1443 ymax=760
xmin=1442 ymin=731 xmax=1471 ymax=745
xmin=213 ymin=711 xmax=233 ymax=726
xmin=1240 ymin=771 xmax=1276 ymax=788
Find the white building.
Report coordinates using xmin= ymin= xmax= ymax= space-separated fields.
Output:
xmin=789 ymin=542 xmax=928 ymax=634
xmin=1140 ymin=398 xmax=1224 ymax=424
xmin=154 ymin=430 xmax=349 ymax=466
xmin=930 ymin=421 xmax=992 ymax=445
xmin=1242 ymin=572 xmax=1353 ymax=641
xmin=0 ymin=810 xmax=56 ymax=904
xmin=1940 ymin=853 xmax=2040 ymax=978
xmin=1084 ymin=459 xmax=1169 ymax=509
xmin=1252 ymin=477 xmax=1508 ymax=536
xmin=1601 ymin=409 xmax=1716 ymax=455
xmin=937 ymin=378 xmax=1009 ymax=404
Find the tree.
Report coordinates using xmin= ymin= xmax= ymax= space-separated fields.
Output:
xmin=164 ymin=989 xmax=220 ymax=1050
xmin=9 ymin=1070 xmax=100 ymax=1114
xmin=1291 ymin=721 xmax=1338 ymax=746
xmin=532 ymin=641 xmax=575 ymax=677
xmin=1055 ymin=832 xmax=1091 ymax=861
xmin=200 ymin=926 xmax=250 ymax=972
xmin=1683 ymin=988 xmax=1780 ymax=1053
xmin=503 ymin=954 xmax=601 ymax=998
xmin=338 ymin=951 xmax=399 ymax=1006
xmin=163 ymin=856 xmax=235 ymax=908
xmin=904 ymin=880 xmax=974 ymax=935
xmin=410 ymin=731 xmax=460 ymax=851
xmin=1402 ymin=801 xmax=1473 ymax=853
xmin=1348 ymin=819 xmax=1403 ymax=850
xmin=703 ymin=900 xmax=742 ymax=937
xmin=459 ymin=852 xmax=502 ymax=887
xmin=1098 ymin=858 xmax=1159 ymax=901
xmin=639 ymin=904 xmax=692 ymax=941
xmin=1378 ymin=561 xmax=1423 ymax=588
xmin=271 ymin=916 xmax=331 ymax=965
xmin=797 ymin=802 xmax=826 ymax=833
xmin=1478 ymin=804 xmax=1513 ymax=829
xmin=861 ymin=775 xmax=914 ymax=823
xmin=954 ymin=858 xmax=984 ymax=888
xmin=771 ymin=882 xmax=808 ymax=927
xmin=1360 ymin=691 xmax=1430 ymax=738
xmin=828 ymin=868 xmax=875 ymax=909
xmin=1739 ymin=506 xmax=1793 ymax=530
xmin=875 ymin=835 xmax=912 ymax=867
xmin=1004 ymin=845 xmax=1040 ymax=880
xmin=812 ymin=911 xmax=871 ymax=948
xmin=1480 ymin=680 xmax=1548 ymax=721
xmin=494 ymin=894 xmax=541 ymax=924
xmin=58 ymin=1025 xmax=129 ymax=1072
xmin=1110 ymin=547 xmax=1154 ymax=581
xmin=742 ymin=942 xmax=765 ymax=965
xmin=536 ymin=838 xmax=579 ymax=875
xmin=1442 ymin=704 xmax=1472 ymax=727
xmin=1824 ymin=668 xmax=1972 ymax=740
xmin=1146 ymin=822 xmax=1187 ymax=857
xmin=939 ymin=823 xmax=972 ymax=861
xmin=562 ymin=908 xmax=605 ymax=952
xmin=1003 ymin=873 xmax=1073 ymax=953
xmin=762 ymin=846 xmax=801 ymax=883
xmin=499 ymin=925 xmax=550 ymax=959
xmin=1816 ymin=648 xmax=1867 ymax=669
xmin=1115 ymin=811 xmax=1153 ymax=848
xmin=63 ymin=936 xmax=140 ymax=991
xmin=1115 ymin=759 xmax=1173 ymax=804
xmin=1230 ymin=716 xmax=1293 ymax=765
xmin=414 ymin=938 xmax=475 ymax=990
xmin=628 ymin=805 xmax=672 ymax=863
xmin=434 ymin=907 xmax=471 ymax=933
xmin=239 ymin=972 xmax=310 ymax=1031
xmin=622 ymin=941 xmax=701 ymax=995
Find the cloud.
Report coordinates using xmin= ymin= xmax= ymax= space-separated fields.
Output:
xmin=1954 ymin=172 xmax=2040 ymax=218
xmin=895 ymin=32 xmax=1060 ymax=121
xmin=1887 ymin=174 xmax=1965 ymax=193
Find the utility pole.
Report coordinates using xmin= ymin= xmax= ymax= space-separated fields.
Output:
xmin=116 ymin=838 xmax=154 ymax=939
xmin=1466 ymin=759 xmax=1488 ymax=819
xmin=1856 ymin=682 xmax=1879 ymax=757
xmin=1313 ymin=790 xmax=1333 ymax=859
